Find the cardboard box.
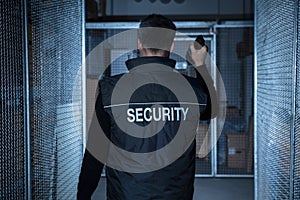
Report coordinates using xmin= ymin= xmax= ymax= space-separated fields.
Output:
xmin=227 ymin=133 xmax=248 ymax=168
xmin=227 ymin=147 xmax=246 ymax=168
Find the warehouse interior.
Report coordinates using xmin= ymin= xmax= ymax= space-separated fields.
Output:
xmin=0 ymin=0 xmax=299 ymax=199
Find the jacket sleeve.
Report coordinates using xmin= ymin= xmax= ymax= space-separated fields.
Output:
xmin=77 ymin=150 xmax=104 ymax=200
xmin=195 ymin=65 xmax=218 ymax=120
xmin=77 ymin=82 xmax=111 ymax=200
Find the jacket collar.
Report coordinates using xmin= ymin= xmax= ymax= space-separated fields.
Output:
xmin=125 ymin=56 xmax=176 ymax=71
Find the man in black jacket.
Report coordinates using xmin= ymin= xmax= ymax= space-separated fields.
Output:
xmin=77 ymin=14 xmax=217 ymax=200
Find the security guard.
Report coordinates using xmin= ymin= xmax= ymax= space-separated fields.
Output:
xmin=77 ymin=14 xmax=217 ymax=200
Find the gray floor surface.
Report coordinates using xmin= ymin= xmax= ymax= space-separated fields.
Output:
xmin=92 ymin=178 xmax=254 ymax=200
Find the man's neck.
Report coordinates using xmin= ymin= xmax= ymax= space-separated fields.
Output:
xmin=140 ymin=49 xmax=169 ymax=57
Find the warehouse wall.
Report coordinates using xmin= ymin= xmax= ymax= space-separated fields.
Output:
xmin=0 ymin=1 xmax=27 ymax=199
xmin=255 ymin=0 xmax=300 ymax=199
xmin=0 ymin=1 xmax=84 ymax=199
xmin=29 ymin=1 xmax=84 ymax=199
xmin=103 ymin=0 xmax=253 ymax=17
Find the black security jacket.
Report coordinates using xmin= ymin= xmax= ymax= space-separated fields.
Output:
xmin=77 ymin=56 xmax=217 ymax=200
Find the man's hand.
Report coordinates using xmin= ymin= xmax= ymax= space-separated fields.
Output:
xmin=189 ymin=42 xmax=208 ymax=67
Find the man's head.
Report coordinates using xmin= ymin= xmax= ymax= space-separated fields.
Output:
xmin=138 ymin=14 xmax=176 ymax=57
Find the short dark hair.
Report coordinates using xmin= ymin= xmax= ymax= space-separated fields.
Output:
xmin=139 ymin=14 xmax=176 ymax=56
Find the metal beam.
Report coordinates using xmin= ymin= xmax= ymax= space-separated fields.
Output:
xmin=23 ymin=0 xmax=31 ymax=199
xmin=289 ymin=0 xmax=299 ymax=199
xmin=253 ymin=0 xmax=258 ymax=199
xmin=81 ymin=0 xmax=87 ymax=153
xmin=86 ymin=21 xmax=253 ymax=30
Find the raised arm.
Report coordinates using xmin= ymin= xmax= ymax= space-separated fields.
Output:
xmin=189 ymin=43 xmax=218 ymax=120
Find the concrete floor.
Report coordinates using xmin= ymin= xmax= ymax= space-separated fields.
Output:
xmin=92 ymin=178 xmax=254 ymax=200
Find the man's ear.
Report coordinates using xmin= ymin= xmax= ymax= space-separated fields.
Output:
xmin=170 ymin=42 xmax=174 ymax=52
xmin=138 ymin=39 xmax=143 ymax=50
